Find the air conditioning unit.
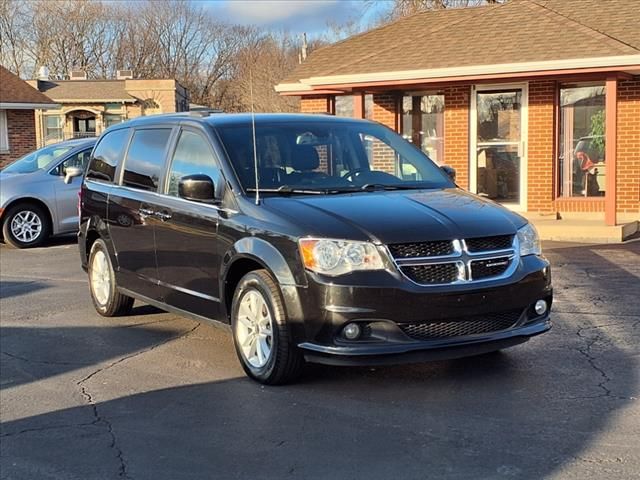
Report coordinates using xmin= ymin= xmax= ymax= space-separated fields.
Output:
xmin=117 ymin=69 xmax=134 ymax=80
xmin=70 ymin=70 xmax=87 ymax=80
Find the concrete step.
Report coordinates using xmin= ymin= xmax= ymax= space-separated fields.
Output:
xmin=528 ymin=218 xmax=639 ymax=243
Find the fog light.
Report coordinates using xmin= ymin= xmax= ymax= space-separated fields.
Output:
xmin=535 ymin=300 xmax=548 ymax=316
xmin=343 ymin=323 xmax=361 ymax=340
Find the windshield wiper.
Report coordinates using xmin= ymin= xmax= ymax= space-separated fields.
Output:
xmin=331 ymin=184 xmax=427 ymax=193
xmin=246 ymin=185 xmax=329 ymax=195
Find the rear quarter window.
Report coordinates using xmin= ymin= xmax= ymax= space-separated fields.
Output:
xmin=86 ymin=129 xmax=130 ymax=183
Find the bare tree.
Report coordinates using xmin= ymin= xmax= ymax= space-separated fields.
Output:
xmin=0 ymin=0 xmax=34 ymax=76
xmin=372 ymin=0 xmax=504 ymax=20
xmin=218 ymin=30 xmax=300 ymax=112
xmin=0 ymin=0 xmax=308 ymax=112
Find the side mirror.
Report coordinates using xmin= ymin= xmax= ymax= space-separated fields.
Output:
xmin=64 ymin=166 xmax=84 ymax=184
xmin=441 ymin=165 xmax=456 ymax=181
xmin=178 ymin=174 xmax=216 ymax=203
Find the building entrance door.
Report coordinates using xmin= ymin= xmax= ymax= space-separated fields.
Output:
xmin=470 ymin=83 xmax=528 ymax=211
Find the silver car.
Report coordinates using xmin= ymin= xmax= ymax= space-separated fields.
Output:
xmin=0 ymin=138 xmax=96 ymax=248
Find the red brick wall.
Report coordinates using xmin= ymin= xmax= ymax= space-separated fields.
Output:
xmin=0 ymin=109 xmax=37 ymax=168
xmin=617 ymin=78 xmax=640 ymax=214
xmin=300 ymin=96 xmax=332 ymax=114
xmin=528 ymin=80 xmax=556 ymax=213
xmin=371 ymin=94 xmax=399 ymax=174
xmin=443 ymin=86 xmax=470 ymax=189
xmin=371 ymin=94 xmax=397 ymax=130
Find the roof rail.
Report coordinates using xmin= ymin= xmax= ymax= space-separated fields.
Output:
xmin=189 ymin=109 xmax=224 ymax=117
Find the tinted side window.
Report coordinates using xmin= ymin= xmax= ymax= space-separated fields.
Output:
xmin=166 ymin=130 xmax=219 ymax=197
xmin=122 ymin=129 xmax=171 ymax=192
xmin=86 ymin=129 xmax=130 ymax=183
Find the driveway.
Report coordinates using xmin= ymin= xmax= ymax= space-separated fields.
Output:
xmin=1 ymin=238 xmax=639 ymax=479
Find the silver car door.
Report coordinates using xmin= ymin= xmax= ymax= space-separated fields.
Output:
xmin=52 ymin=148 xmax=92 ymax=233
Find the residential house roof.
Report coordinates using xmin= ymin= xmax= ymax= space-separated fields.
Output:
xmin=33 ymin=80 xmax=136 ymax=103
xmin=277 ymin=0 xmax=640 ymax=92
xmin=0 ymin=65 xmax=56 ymax=107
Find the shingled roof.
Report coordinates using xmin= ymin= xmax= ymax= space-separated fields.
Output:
xmin=34 ymin=80 xmax=136 ymax=103
xmin=0 ymin=66 xmax=56 ymax=107
xmin=277 ymin=0 xmax=640 ymax=92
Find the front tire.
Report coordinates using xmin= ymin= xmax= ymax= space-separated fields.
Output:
xmin=2 ymin=203 xmax=51 ymax=248
xmin=88 ymin=239 xmax=134 ymax=317
xmin=231 ymin=270 xmax=304 ymax=385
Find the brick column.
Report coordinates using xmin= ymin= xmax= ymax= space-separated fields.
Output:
xmin=605 ymin=77 xmax=618 ymax=225
xmin=527 ymin=80 xmax=556 ymax=213
xmin=617 ymin=78 xmax=640 ymax=216
xmin=353 ymin=93 xmax=364 ymax=119
xmin=443 ymin=86 xmax=470 ymax=189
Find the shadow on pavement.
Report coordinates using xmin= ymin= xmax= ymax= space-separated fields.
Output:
xmin=0 ymin=234 xmax=78 ymax=251
xmin=0 ymin=280 xmax=49 ymax=300
xmin=0 ymin=323 xmax=183 ymax=390
xmin=1 ymin=320 xmax=637 ymax=479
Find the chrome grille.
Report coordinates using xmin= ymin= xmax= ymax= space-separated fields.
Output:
xmin=388 ymin=240 xmax=454 ymax=258
xmin=399 ymin=309 xmax=522 ymax=340
xmin=466 ymin=235 xmax=513 ymax=252
xmin=389 ymin=234 xmax=517 ymax=286
xmin=401 ymin=263 xmax=461 ymax=284
xmin=470 ymin=256 xmax=512 ymax=279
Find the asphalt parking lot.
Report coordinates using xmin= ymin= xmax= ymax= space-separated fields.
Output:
xmin=0 ymin=237 xmax=638 ymax=480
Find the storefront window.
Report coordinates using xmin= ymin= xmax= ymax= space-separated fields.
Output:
xmin=334 ymin=95 xmax=354 ymax=117
xmin=45 ymin=115 xmax=63 ymax=143
xmin=559 ymin=84 xmax=606 ymax=197
xmin=401 ymin=94 xmax=444 ymax=164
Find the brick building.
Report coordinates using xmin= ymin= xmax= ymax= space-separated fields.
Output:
xmin=0 ymin=66 xmax=57 ymax=167
xmin=276 ymin=0 xmax=640 ymax=228
xmin=26 ymin=70 xmax=189 ymax=147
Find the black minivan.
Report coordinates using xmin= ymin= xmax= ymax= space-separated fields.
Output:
xmin=77 ymin=113 xmax=552 ymax=384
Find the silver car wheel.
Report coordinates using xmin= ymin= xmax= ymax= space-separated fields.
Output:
xmin=90 ymin=250 xmax=111 ymax=306
xmin=10 ymin=210 xmax=42 ymax=243
xmin=235 ymin=289 xmax=274 ymax=368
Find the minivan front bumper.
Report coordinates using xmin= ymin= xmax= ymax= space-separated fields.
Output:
xmin=288 ymin=254 xmax=552 ymax=365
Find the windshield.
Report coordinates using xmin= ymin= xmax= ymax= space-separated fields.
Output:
xmin=2 ymin=144 xmax=73 ymax=174
xmin=216 ymin=121 xmax=453 ymax=194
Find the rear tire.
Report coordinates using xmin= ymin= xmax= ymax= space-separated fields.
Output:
xmin=88 ymin=239 xmax=134 ymax=317
xmin=2 ymin=203 xmax=51 ymax=248
xmin=231 ymin=270 xmax=304 ymax=385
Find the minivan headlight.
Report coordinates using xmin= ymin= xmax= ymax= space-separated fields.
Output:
xmin=298 ymin=238 xmax=384 ymax=276
xmin=517 ymin=223 xmax=541 ymax=256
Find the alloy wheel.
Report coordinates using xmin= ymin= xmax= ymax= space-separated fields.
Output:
xmin=90 ymin=250 xmax=111 ymax=306
xmin=235 ymin=289 xmax=274 ymax=368
xmin=10 ymin=210 xmax=42 ymax=243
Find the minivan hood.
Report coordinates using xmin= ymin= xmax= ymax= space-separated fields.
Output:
xmin=261 ymin=188 xmax=527 ymax=244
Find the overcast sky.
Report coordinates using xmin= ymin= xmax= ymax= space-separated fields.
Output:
xmin=206 ymin=0 xmax=389 ymax=35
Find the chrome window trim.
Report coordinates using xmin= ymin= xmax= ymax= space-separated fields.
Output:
xmin=89 ymin=181 xmax=239 ymax=215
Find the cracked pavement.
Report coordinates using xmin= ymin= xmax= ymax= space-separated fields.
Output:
xmin=0 ymin=238 xmax=639 ymax=479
